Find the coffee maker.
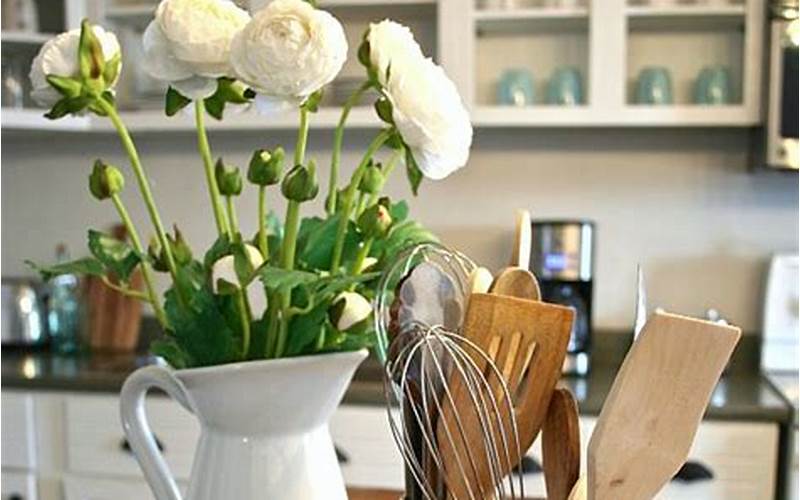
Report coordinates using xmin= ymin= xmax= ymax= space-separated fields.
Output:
xmin=530 ymin=220 xmax=594 ymax=376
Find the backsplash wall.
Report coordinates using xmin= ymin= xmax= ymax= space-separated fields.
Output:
xmin=2 ymin=126 xmax=797 ymax=333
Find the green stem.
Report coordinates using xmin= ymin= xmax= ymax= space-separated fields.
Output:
xmin=327 ymin=82 xmax=371 ymax=216
xmin=367 ymin=149 xmax=402 ymax=207
xmin=98 ymin=99 xmax=179 ymax=285
xmin=329 ymin=129 xmax=392 ymax=274
xmin=355 ymin=191 xmax=367 ymax=218
xmin=100 ymin=276 xmax=150 ymax=302
xmin=257 ymin=186 xmax=268 ymax=260
xmin=236 ymin=289 xmax=251 ymax=358
xmin=195 ymin=101 xmax=230 ymax=238
xmin=226 ymin=196 xmax=240 ymax=236
xmin=110 ymin=194 xmax=168 ymax=328
xmin=295 ymin=107 xmax=309 ymax=166
xmin=349 ymin=238 xmax=374 ymax=276
xmin=274 ymin=200 xmax=302 ymax=358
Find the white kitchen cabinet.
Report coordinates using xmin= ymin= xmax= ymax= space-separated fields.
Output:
xmin=64 ymin=394 xmax=199 ymax=480
xmin=2 ymin=392 xmax=37 ymax=470
xmin=62 ymin=474 xmax=187 ymax=500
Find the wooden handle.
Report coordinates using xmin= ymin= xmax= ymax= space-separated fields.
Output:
xmin=543 ymin=388 xmax=581 ymax=500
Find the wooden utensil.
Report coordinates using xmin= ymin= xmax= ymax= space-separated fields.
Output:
xmin=490 ymin=267 xmax=541 ymax=301
xmin=587 ymin=311 xmax=741 ymax=500
xmin=438 ymin=293 xmax=574 ymax=499
xmin=543 ymin=387 xmax=581 ymax=500
xmin=510 ymin=209 xmax=532 ymax=269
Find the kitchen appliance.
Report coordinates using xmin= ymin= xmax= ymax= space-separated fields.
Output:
xmin=1 ymin=278 xmax=46 ymax=346
xmin=761 ymin=253 xmax=799 ymax=500
xmin=762 ymin=1 xmax=799 ymax=170
xmin=530 ymin=220 xmax=594 ymax=375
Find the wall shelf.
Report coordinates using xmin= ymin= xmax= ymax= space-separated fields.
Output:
xmin=474 ymin=7 xmax=589 ymax=33
xmin=1 ymin=108 xmax=90 ymax=131
xmin=1 ymin=31 xmax=53 ymax=45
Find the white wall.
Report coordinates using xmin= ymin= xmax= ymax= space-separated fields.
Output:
xmin=2 ymin=125 xmax=797 ymax=333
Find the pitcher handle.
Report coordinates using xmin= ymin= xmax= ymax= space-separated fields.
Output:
xmin=120 ymin=365 xmax=193 ymax=500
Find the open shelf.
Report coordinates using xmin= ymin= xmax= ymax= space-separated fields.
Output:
xmin=1 ymin=31 xmax=53 ymax=45
xmin=626 ymin=4 xmax=746 ymax=30
xmin=1 ymin=108 xmax=90 ymax=131
xmin=475 ymin=7 xmax=589 ymax=33
xmin=472 ymin=104 xmax=759 ymax=127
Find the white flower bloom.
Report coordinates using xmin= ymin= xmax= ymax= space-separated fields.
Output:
xmin=385 ymin=56 xmax=473 ymax=180
xmin=331 ymin=292 xmax=372 ymax=331
xmin=366 ymin=20 xmax=422 ymax=87
xmin=366 ymin=21 xmax=472 ymax=180
xmin=230 ymin=0 xmax=347 ymax=109
xmin=29 ymin=25 xmax=121 ymax=107
xmin=211 ymin=244 xmax=267 ymax=316
xmin=142 ymin=0 xmax=250 ymax=99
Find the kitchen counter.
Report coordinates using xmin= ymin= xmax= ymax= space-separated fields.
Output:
xmin=1 ymin=338 xmax=793 ymax=424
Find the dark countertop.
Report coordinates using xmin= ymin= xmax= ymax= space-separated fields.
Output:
xmin=2 ymin=332 xmax=794 ymax=425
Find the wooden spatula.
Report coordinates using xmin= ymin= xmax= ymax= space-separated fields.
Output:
xmin=438 ymin=293 xmax=574 ymax=499
xmin=586 ymin=311 xmax=741 ymax=500
xmin=543 ymin=387 xmax=581 ymax=500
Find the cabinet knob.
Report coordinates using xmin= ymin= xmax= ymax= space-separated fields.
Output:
xmin=8 ymin=494 xmax=24 ymax=500
xmin=334 ymin=444 xmax=349 ymax=464
xmin=672 ymin=460 xmax=714 ymax=482
xmin=121 ymin=435 xmax=165 ymax=453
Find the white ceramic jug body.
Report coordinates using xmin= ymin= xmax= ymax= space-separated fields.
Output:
xmin=120 ymin=349 xmax=368 ymax=500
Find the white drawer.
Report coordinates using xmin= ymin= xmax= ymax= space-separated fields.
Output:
xmin=1 ymin=392 xmax=36 ymax=469
xmin=1 ymin=470 xmax=37 ymax=500
xmin=64 ymin=394 xmax=199 ymax=480
xmin=330 ymin=404 xmax=405 ymax=490
xmin=62 ymin=473 xmax=187 ymax=500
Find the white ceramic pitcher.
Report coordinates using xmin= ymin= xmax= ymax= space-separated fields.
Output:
xmin=119 ymin=349 xmax=368 ymax=500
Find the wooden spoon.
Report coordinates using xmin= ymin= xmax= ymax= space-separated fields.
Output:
xmin=437 ymin=293 xmax=574 ymax=499
xmin=490 ymin=267 xmax=541 ymax=301
xmin=586 ymin=311 xmax=741 ymax=500
xmin=542 ymin=387 xmax=581 ymax=500
xmin=510 ymin=209 xmax=532 ymax=269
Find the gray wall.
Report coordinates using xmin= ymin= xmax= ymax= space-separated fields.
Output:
xmin=2 ymin=125 xmax=797 ymax=333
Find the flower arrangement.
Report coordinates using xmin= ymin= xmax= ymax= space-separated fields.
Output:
xmin=27 ymin=0 xmax=472 ymax=368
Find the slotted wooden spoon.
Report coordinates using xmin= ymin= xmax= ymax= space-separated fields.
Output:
xmin=437 ymin=293 xmax=574 ymax=499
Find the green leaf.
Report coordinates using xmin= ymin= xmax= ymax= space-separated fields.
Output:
xmin=258 ymin=267 xmax=318 ymax=295
xmin=374 ymin=97 xmax=393 ymax=124
xmin=286 ymin=302 xmax=329 ymax=356
xmin=87 ymin=230 xmax=141 ymax=282
xmin=232 ymin=242 xmax=256 ymax=285
xmin=203 ymin=78 xmax=252 ymax=120
xmin=204 ymin=93 xmax=225 ymax=120
xmin=390 ymin=200 xmax=409 ymax=223
xmin=405 ymin=147 xmax=423 ymax=196
xmin=204 ymin=234 xmax=232 ymax=272
xmin=162 ymin=266 xmax=240 ymax=367
xmin=150 ymin=337 xmax=189 ymax=369
xmin=166 ymin=87 xmax=191 ymax=117
xmin=44 ymin=96 xmax=92 ymax=120
xmin=46 ymin=75 xmax=82 ymax=98
xmin=26 ymin=257 xmax=105 ymax=281
xmin=372 ymin=219 xmax=437 ymax=263
xmin=296 ymin=214 xmax=360 ymax=271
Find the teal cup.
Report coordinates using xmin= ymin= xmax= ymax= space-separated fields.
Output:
xmin=547 ymin=67 xmax=584 ymax=105
xmin=635 ymin=66 xmax=673 ymax=105
xmin=497 ymin=69 xmax=535 ymax=106
xmin=694 ymin=66 xmax=732 ymax=105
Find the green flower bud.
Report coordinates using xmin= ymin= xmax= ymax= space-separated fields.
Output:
xmin=88 ymin=159 xmax=124 ymax=200
xmin=281 ymin=160 xmax=319 ymax=202
xmin=357 ymin=200 xmax=393 ymax=238
xmin=358 ymin=162 xmax=385 ymax=195
xmin=247 ymin=147 xmax=284 ymax=186
xmin=168 ymin=226 xmax=193 ymax=266
xmin=148 ymin=237 xmax=169 ymax=273
xmin=215 ymin=158 xmax=243 ymax=196
xmin=329 ymin=292 xmax=372 ymax=332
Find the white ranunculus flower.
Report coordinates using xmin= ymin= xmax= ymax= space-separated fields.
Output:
xmin=331 ymin=292 xmax=372 ymax=331
xmin=366 ymin=20 xmax=423 ymax=87
xmin=211 ymin=244 xmax=267 ymax=315
xmin=230 ymin=0 xmax=347 ymax=109
xmin=29 ymin=25 xmax=121 ymax=107
xmin=142 ymin=0 xmax=250 ymax=99
xmin=385 ymin=56 xmax=473 ymax=180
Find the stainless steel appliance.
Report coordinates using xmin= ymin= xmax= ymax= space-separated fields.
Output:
xmin=763 ymin=1 xmax=799 ymax=170
xmin=530 ymin=220 xmax=594 ymax=375
xmin=1 ymin=278 xmax=46 ymax=346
